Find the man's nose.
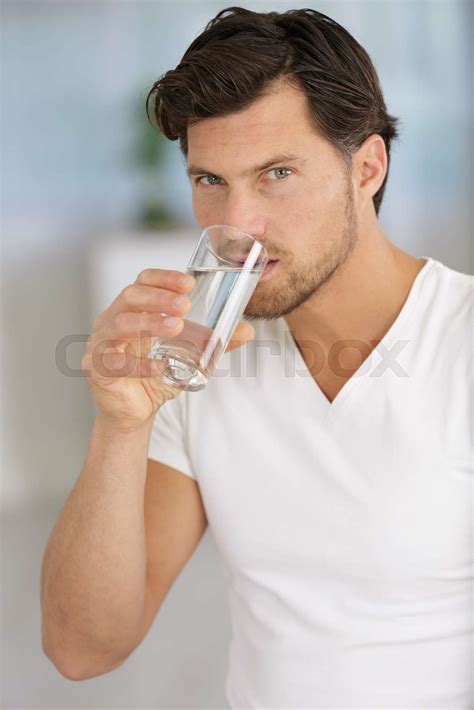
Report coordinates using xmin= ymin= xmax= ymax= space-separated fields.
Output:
xmin=223 ymin=190 xmax=267 ymax=242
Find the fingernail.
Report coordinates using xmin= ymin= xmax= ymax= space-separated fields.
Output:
xmin=179 ymin=273 xmax=195 ymax=287
xmin=164 ymin=316 xmax=181 ymax=328
xmin=173 ymin=294 xmax=190 ymax=307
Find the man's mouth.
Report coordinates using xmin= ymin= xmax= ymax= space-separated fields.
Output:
xmin=259 ymin=259 xmax=279 ymax=281
xmin=231 ymin=256 xmax=280 ymax=281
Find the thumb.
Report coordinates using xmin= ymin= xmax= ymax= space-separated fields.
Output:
xmin=225 ymin=321 xmax=256 ymax=353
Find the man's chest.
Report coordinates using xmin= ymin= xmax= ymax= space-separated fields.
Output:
xmin=190 ymin=386 xmax=471 ymax=590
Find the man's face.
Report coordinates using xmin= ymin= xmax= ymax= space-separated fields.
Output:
xmin=186 ymin=80 xmax=358 ymax=320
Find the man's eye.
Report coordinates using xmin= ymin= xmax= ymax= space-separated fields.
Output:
xmin=196 ymin=175 xmax=222 ymax=186
xmin=267 ymin=167 xmax=292 ymax=181
xmin=196 ymin=168 xmax=293 ymax=187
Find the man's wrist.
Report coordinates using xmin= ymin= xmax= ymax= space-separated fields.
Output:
xmin=92 ymin=413 xmax=155 ymax=440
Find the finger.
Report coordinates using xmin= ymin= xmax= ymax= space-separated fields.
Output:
xmin=94 ymin=276 xmax=195 ymax=328
xmin=225 ymin=321 xmax=256 ymax=353
xmin=99 ymin=311 xmax=185 ymax=341
xmin=135 ymin=268 xmax=196 ymax=292
xmin=87 ymin=330 xmax=166 ymax=368
xmin=110 ymin=283 xmax=194 ymax=319
xmin=84 ymin=345 xmax=168 ymax=380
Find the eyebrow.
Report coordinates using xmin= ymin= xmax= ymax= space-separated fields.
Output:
xmin=186 ymin=153 xmax=306 ymax=179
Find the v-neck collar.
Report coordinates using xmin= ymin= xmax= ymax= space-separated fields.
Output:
xmin=277 ymin=257 xmax=437 ymax=418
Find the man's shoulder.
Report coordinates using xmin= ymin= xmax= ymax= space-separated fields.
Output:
xmin=422 ymin=258 xmax=472 ymax=317
xmin=420 ymin=258 xmax=473 ymax=362
xmin=438 ymin=260 xmax=473 ymax=292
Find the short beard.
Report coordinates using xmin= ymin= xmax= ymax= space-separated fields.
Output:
xmin=244 ymin=173 xmax=357 ymax=321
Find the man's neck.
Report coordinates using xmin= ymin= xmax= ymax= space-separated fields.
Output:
xmin=284 ymin=224 xmax=427 ymax=371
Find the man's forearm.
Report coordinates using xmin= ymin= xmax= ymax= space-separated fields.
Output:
xmin=40 ymin=414 xmax=154 ymax=678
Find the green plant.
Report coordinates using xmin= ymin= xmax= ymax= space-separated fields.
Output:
xmin=130 ymin=94 xmax=174 ymax=229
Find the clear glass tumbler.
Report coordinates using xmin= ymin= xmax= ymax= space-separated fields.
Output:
xmin=147 ymin=225 xmax=268 ymax=391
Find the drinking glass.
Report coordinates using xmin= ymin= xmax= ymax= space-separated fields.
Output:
xmin=147 ymin=225 xmax=268 ymax=391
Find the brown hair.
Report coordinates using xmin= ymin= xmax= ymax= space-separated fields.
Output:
xmin=146 ymin=6 xmax=400 ymax=216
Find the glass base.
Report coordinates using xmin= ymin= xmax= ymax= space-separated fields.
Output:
xmin=149 ymin=347 xmax=208 ymax=391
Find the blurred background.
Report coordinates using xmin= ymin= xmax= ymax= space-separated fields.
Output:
xmin=1 ymin=0 xmax=472 ymax=707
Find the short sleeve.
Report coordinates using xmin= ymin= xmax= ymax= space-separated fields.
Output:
xmin=147 ymin=394 xmax=196 ymax=480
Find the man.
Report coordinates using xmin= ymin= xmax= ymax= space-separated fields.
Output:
xmin=41 ymin=7 xmax=472 ymax=707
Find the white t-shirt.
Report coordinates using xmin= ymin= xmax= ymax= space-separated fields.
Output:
xmin=148 ymin=256 xmax=473 ymax=709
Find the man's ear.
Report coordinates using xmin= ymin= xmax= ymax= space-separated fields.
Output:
xmin=352 ymin=134 xmax=387 ymax=210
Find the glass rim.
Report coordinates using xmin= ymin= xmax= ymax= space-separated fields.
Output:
xmin=201 ymin=224 xmax=268 ymax=268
